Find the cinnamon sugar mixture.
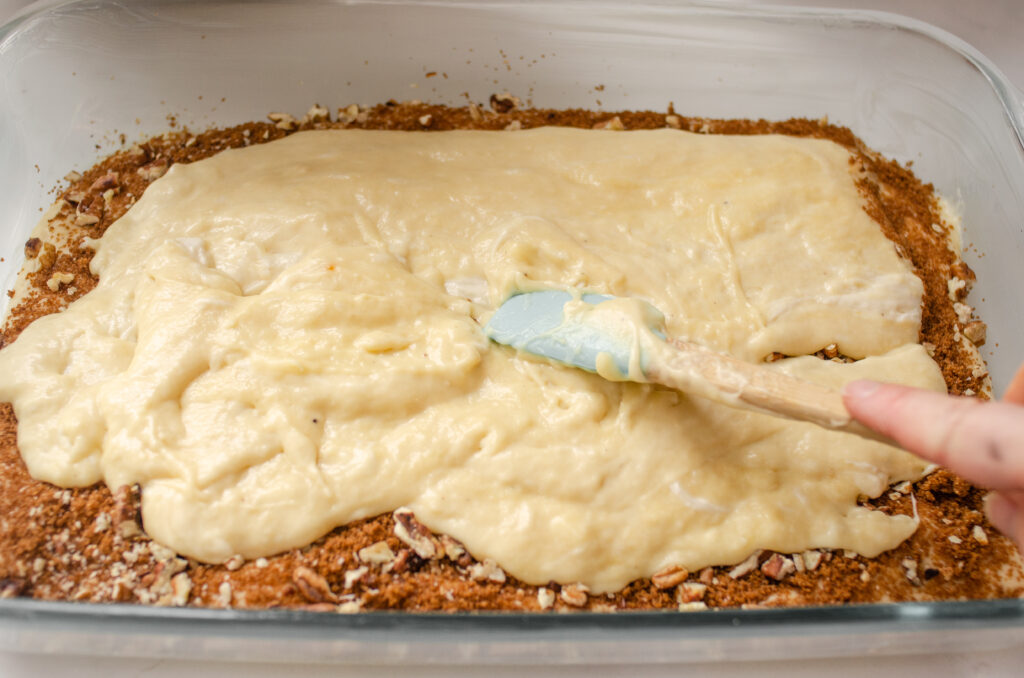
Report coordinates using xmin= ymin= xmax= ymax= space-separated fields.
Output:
xmin=0 ymin=101 xmax=1018 ymax=611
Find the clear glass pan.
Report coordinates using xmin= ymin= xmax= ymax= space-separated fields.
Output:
xmin=1 ymin=0 xmax=1023 ymax=664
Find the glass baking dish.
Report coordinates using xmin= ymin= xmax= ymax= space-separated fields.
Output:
xmin=1 ymin=0 xmax=1023 ymax=665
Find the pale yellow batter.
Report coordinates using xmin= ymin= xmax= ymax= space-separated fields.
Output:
xmin=0 ymin=128 xmax=945 ymax=592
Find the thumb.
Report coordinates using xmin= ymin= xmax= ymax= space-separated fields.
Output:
xmin=842 ymin=380 xmax=1024 ymax=491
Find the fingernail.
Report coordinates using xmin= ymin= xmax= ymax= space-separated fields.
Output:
xmin=842 ymin=379 xmax=881 ymax=400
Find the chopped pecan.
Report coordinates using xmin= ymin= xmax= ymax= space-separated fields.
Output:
xmin=36 ymin=242 xmax=57 ymax=271
xmin=393 ymin=507 xmax=439 ymax=559
xmin=728 ymin=551 xmax=762 ymax=579
xmin=559 ymin=583 xmax=589 ymax=608
xmin=489 ymin=92 xmax=521 ymax=114
xmin=593 ymin=116 xmax=625 ymax=131
xmin=537 ymin=587 xmax=555 ymax=610
xmin=303 ymin=103 xmax=331 ymax=123
xmin=973 ymin=525 xmax=989 ymax=545
xmin=651 ymin=565 xmax=689 ymax=589
xmin=170 ymin=572 xmax=192 ymax=606
xmin=963 ymin=320 xmax=986 ymax=346
xmin=267 ymin=112 xmax=299 ymax=131
xmin=760 ymin=553 xmax=796 ymax=581
xmin=468 ymin=559 xmax=506 ymax=584
xmin=137 ymin=159 xmax=170 ymax=182
xmin=24 ymin=238 xmax=42 ymax=259
xmin=343 ymin=566 xmax=368 ymax=589
xmin=292 ymin=566 xmax=338 ymax=603
xmin=358 ymin=540 xmax=396 ymax=565
xmin=676 ymin=582 xmax=707 ymax=604
xmin=112 ymin=484 xmax=142 ymax=539
xmin=46 ymin=272 xmax=74 ymax=292
xmin=0 ymin=578 xmax=27 ymax=598
xmin=89 ymin=171 xmax=120 ymax=192
xmin=439 ymin=534 xmax=467 ymax=562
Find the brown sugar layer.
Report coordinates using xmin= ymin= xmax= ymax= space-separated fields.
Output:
xmin=0 ymin=101 xmax=1016 ymax=612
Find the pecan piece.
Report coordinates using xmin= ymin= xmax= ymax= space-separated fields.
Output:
xmin=559 ymin=583 xmax=589 ymax=608
xmin=676 ymin=582 xmax=707 ymax=604
xmin=292 ymin=566 xmax=338 ymax=603
xmin=24 ymin=238 xmax=41 ymax=259
xmin=112 ymin=484 xmax=142 ymax=539
xmin=0 ymin=578 xmax=27 ymax=598
xmin=89 ymin=171 xmax=120 ymax=193
xmin=651 ymin=565 xmax=689 ymax=589
xmin=963 ymin=320 xmax=987 ymax=346
xmin=728 ymin=551 xmax=762 ymax=579
xmin=489 ymin=92 xmax=521 ymax=114
xmin=393 ymin=507 xmax=439 ymax=559
xmin=137 ymin=159 xmax=170 ymax=182
xmin=760 ymin=553 xmax=796 ymax=581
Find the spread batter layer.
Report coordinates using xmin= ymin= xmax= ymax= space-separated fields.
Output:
xmin=0 ymin=102 xmax=1017 ymax=610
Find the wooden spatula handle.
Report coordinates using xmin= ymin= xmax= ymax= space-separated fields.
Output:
xmin=645 ymin=339 xmax=894 ymax=445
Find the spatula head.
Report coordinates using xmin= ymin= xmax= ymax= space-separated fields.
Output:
xmin=484 ymin=290 xmax=664 ymax=377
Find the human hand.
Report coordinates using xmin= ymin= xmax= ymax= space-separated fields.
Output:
xmin=842 ymin=365 xmax=1024 ymax=551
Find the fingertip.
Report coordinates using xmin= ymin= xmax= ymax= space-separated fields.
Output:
xmin=841 ymin=379 xmax=882 ymax=401
xmin=985 ymin=492 xmax=1020 ymax=542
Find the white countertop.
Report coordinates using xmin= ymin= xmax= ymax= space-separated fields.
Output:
xmin=0 ymin=0 xmax=1021 ymax=675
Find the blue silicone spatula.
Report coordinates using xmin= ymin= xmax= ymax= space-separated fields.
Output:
xmin=484 ymin=290 xmax=887 ymax=442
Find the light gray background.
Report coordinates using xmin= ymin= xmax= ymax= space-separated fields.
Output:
xmin=0 ymin=0 xmax=1022 ymax=676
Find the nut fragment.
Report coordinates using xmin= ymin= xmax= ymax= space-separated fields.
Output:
xmin=46 ymin=272 xmax=74 ymax=291
xmin=88 ymin=171 xmax=120 ymax=192
xmin=24 ymin=237 xmax=42 ymax=259
xmin=74 ymin=212 xmax=101 ymax=227
xmin=559 ymin=583 xmax=589 ymax=607
xmin=224 ymin=555 xmax=245 ymax=571
xmin=489 ymin=92 xmax=521 ymax=113
xmin=675 ymin=582 xmax=707 ymax=604
xmin=665 ymin=114 xmax=682 ymax=129
xmin=343 ymin=566 xmax=369 ymax=589
xmin=36 ymin=242 xmax=57 ymax=271
xmin=267 ymin=111 xmax=299 ymax=131
xmin=358 ymin=540 xmax=396 ymax=565
xmin=801 ymin=550 xmax=823 ymax=571
xmin=418 ymin=114 xmax=433 ymax=127
xmin=677 ymin=601 xmax=708 ymax=612
xmin=651 ymin=565 xmax=689 ymax=589
xmin=728 ymin=551 xmax=761 ymax=579
xmin=137 ymin=159 xmax=170 ymax=182
xmin=304 ymin=103 xmax=331 ymax=123
xmin=537 ymin=587 xmax=555 ymax=610
xmin=170 ymin=572 xmax=192 ymax=606
xmin=0 ymin=578 xmax=27 ymax=599
xmin=468 ymin=559 xmax=506 ymax=584
xmin=973 ymin=525 xmax=989 ymax=545
xmin=760 ymin=553 xmax=796 ymax=581
xmin=593 ymin=116 xmax=625 ymax=131
xmin=439 ymin=534 xmax=467 ymax=562
xmin=292 ymin=566 xmax=338 ymax=603
xmin=963 ymin=320 xmax=987 ymax=346
xmin=393 ymin=507 xmax=439 ymax=559
xmin=338 ymin=104 xmax=361 ymax=125
xmin=503 ymin=120 xmax=522 ymax=131
xmin=901 ymin=558 xmax=921 ymax=586
xmin=112 ymin=484 xmax=142 ymax=539
xmin=215 ymin=581 xmax=232 ymax=607
xmin=467 ymin=102 xmax=483 ymax=122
